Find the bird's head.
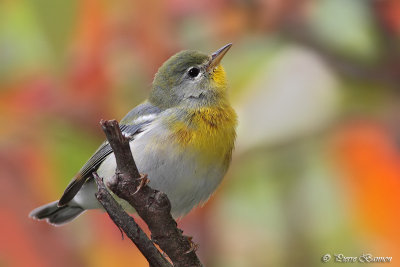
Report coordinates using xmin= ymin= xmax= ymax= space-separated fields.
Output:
xmin=150 ymin=43 xmax=232 ymax=109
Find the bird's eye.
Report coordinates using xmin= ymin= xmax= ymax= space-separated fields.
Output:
xmin=188 ymin=67 xmax=200 ymax=78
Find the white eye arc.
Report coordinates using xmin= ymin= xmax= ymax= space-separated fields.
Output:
xmin=187 ymin=67 xmax=200 ymax=78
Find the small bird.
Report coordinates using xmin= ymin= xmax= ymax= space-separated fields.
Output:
xmin=30 ymin=43 xmax=237 ymax=225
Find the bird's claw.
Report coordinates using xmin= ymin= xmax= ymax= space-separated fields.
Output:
xmin=133 ymin=173 xmax=149 ymax=194
xmin=184 ymin=236 xmax=199 ymax=254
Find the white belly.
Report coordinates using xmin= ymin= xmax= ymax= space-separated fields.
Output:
xmin=73 ymin=127 xmax=227 ymax=217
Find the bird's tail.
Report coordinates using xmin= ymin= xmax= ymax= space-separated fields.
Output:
xmin=29 ymin=201 xmax=84 ymax=226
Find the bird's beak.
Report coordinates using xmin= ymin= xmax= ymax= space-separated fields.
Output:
xmin=206 ymin=43 xmax=232 ymax=72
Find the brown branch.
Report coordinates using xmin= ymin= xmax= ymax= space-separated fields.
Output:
xmin=93 ymin=173 xmax=171 ymax=267
xmin=96 ymin=119 xmax=203 ymax=267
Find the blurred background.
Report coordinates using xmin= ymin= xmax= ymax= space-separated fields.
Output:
xmin=1 ymin=0 xmax=400 ymax=266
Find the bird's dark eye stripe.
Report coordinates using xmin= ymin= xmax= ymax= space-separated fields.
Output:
xmin=188 ymin=67 xmax=200 ymax=78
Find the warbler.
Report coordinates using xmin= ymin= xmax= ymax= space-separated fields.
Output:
xmin=30 ymin=43 xmax=237 ymax=225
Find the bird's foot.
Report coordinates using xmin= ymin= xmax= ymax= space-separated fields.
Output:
xmin=184 ymin=236 xmax=199 ymax=254
xmin=133 ymin=173 xmax=149 ymax=194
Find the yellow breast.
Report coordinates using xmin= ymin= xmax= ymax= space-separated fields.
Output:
xmin=170 ymin=105 xmax=237 ymax=167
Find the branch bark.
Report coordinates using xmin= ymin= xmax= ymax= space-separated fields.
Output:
xmin=95 ymin=119 xmax=203 ymax=267
xmin=94 ymin=172 xmax=171 ymax=267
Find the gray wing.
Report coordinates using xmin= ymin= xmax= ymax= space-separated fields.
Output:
xmin=120 ymin=101 xmax=161 ymax=124
xmin=58 ymin=101 xmax=161 ymax=206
